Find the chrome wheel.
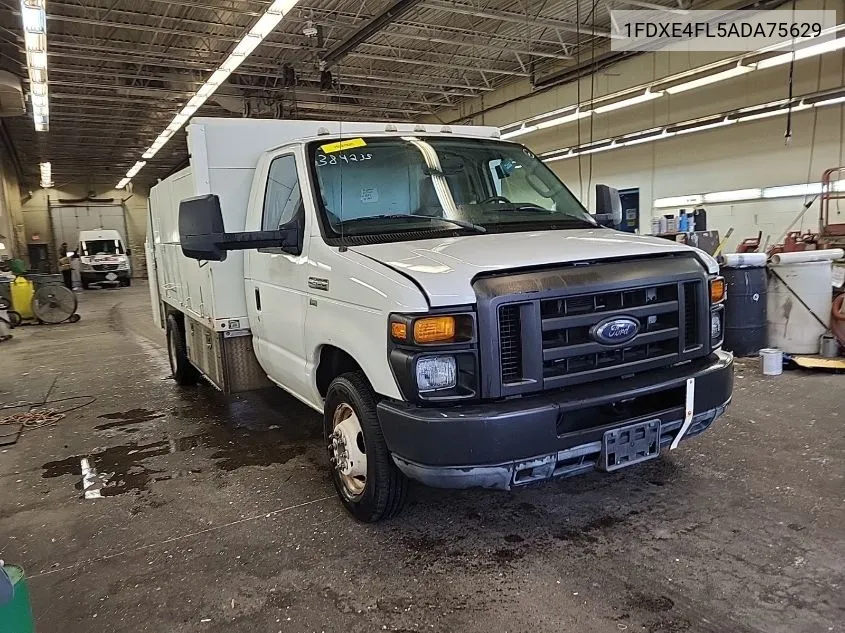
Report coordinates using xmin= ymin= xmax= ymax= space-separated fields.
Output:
xmin=330 ymin=402 xmax=367 ymax=497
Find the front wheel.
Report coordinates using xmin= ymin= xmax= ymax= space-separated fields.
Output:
xmin=325 ymin=372 xmax=408 ymax=522
xmin=166 ymin=314 xmax=199 ymax=386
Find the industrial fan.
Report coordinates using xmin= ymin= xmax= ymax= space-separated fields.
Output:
xmin=5 ymin=278 xmax=81 ymax=326
xmin=31 ymin=285 xmax=80 ymax=324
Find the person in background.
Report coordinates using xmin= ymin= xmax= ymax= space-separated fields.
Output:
xmin=70 ymin=251 xmax=82 ymax=291
xmin=59 ymin=242 xmax=68 ymax=258
xmin=59 ymin=252 xmax=72 ymax=289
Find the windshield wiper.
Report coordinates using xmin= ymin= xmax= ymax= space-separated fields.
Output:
xmin=340 ymin=214 xmax=487 ymax=233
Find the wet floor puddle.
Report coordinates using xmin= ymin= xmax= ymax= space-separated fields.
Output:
xmin=41 ymin=388 xmax=322 ymax=497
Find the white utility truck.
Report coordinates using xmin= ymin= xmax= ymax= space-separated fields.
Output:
xmin=77 ymin=229 xmax=132 ymax=287
xmin=147 ymin=118 xmax=733 ymax=522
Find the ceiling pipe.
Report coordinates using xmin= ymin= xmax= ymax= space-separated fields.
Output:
xmin=321 ymin=0 xmax=426 ymax=69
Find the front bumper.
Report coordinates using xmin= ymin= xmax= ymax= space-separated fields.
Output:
xmin=82 ymin=270 xmax=130 ymax=283
xmin=377 ymin=349 xmax=733 ymax=490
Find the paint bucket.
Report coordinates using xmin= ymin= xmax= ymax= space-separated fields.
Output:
xmin=820 ymin=333 xmax=840 ymax=358
xmin=650 ymin=218 xmax=661 ymax=235
xmin=759 ymin=348 xmax=783 ymax=376
xmin=0 ymin=565 xmax=35 ymax=633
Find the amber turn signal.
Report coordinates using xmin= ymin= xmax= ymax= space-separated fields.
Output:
xmin=391 ymin=322 xmax=408 ymax=341
xmin=413 ymin=316 xmax=456 ymax=343
xmin=710 ymin=277 xmax=726 ymax=303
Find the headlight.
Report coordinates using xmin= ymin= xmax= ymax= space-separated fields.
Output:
xmin=117 ymin=262 xmax=129 ymax=270
xmin=710 ymin=305 xmax=724 ymax=347
xmin=416 ymin=356 xmax=457 ymax=392
xmin=81 ymin=262 xmax=93 ymax=271
xmin=388 ymin=311 xmax=478 ymax=402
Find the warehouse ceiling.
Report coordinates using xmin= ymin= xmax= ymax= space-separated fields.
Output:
xmin=0 ymin=0 xmax=688 ymax=188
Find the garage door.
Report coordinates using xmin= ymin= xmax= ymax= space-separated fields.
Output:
xmin=50 ymin=204 xmax=129 ymax=253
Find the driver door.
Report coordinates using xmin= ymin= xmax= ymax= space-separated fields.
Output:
xmin=245 ymin=151 xmax=311 ymax=399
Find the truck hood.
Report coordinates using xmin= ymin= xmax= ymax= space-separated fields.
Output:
xmin=350 ymin=229 xmax=717 ymax=306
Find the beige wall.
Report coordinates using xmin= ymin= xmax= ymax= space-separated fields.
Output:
xmin=0 ymin=149 xmax=25 ymax=261
xmin=428 ymin=0 xmax=845 ymax=251
xmin=20 ymin=185 xmax=149 ymax=276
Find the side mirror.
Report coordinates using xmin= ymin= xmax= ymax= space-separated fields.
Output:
xmin=125 ymin=248 xmax=131 ymax=256
xmin=594 ymin=184 xmax=623 ymax=229
xmin=178 ymin=194 xmax=299 ymax=261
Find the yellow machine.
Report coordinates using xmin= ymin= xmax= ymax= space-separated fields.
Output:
xmin=5 ymin=277 xmax=79 ymax=326
xmin=9 ymin=277 xmax=34 ymax=320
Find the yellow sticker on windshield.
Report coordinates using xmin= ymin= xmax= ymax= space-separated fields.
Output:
xmin=320 ymin=138 xmax=367 ymax=154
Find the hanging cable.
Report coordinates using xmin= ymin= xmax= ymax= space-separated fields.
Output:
xmin=586 ymin=0 xmax=599 ymax=202
xmin=784 ymin=0 xmax=798 ymax=144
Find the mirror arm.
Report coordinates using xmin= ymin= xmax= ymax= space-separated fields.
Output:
xmin=218 ymin=230 xmax=285 ymax=250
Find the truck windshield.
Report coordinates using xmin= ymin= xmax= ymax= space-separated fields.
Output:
xmin=80 ymin=240 xmax=124 ymax=256
xmin=309 ymin=136 xmax=596 ymax=238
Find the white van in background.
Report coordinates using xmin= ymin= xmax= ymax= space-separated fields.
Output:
xmin=77 ymin=229 xmax=132 ymax=288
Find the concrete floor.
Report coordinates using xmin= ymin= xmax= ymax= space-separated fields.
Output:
xmin=0 ymin=282 xmax=843 ymax=633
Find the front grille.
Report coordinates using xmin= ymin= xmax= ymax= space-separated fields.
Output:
xmin=476 ymin=256 xmax=709 ymax=398
xmin=499 ymin=304 xmax=523 ymax=383
xmin=93 ymin=264 xmax=118 ymax=271
xmin=540 ymin=282 xmax=681 ymax=384
xmin=683 ymin=281 xmax=700 ymax=351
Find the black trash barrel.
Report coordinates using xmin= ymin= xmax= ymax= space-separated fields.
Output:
xmin=722 ymin=265 xmax=767 ymax=356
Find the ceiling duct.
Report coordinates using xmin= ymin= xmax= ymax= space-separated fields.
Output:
xmin=0 ymin=71 xmax=26 ymax=118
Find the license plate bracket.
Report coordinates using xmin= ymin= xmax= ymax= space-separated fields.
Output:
xmin=601 ymin=419 xmax=660 ymax=472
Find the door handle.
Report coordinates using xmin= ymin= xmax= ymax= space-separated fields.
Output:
xmin=254 ymin=287 xmax=261 ymax=311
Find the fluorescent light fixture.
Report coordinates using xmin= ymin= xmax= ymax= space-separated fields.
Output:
xmin=654 ymin=195 xmax=704 ymax=208
xmin=812 ymin=95 xmax=845 ymax=108
xmin=119 ymin=0 xmax=299 ymax=188
xmin=665 ymin=65 xmax=752 ymax=94
xmin=500 ymin=27 xmax=845 ymax=140
xmin=500 ymin=125 xmax=537 ymax=140
xmin=269 ymin=0 xmax=299 ymax=11
xmin=762 ymin=183 xmax=822 ymax=198
xmin=594 ymin=90 xmax=663 ymax=114
xmin=126 ymin=161 xmax=146 ymax=178
xmin=27 ymin=68 xmax=46 ymax=83
xmin=206 ymin=69 xmax=231 ymax=86
xmin=755 ymin=37 xmax=845 ymax=70
xmin=657 ymin=181 xmax=830 ymax=208
xmin=535 ymin=109 xmax=592 ymax=130
xmin=703 ymin=188 xmax=761 ymax=203
xmin=39 ymin=161 xmax=52 ymax=188
xmin=20 ymin=0 xmax=49 ymax=133
xmin=20 ymin=3 xmax=45 ymax=34
xmin=28 ymin=50 xmax=47 ymax=69
xmin=673 ymin=118 xmax=734 ymax=136
xmin=24 ymin=31 xmax=44 ymax=51
xmin=185 ymin=96 xmax=206 ymax=110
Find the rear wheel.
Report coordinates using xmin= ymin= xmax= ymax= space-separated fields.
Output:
xmin=166 ymin=314 xmax=199 ymax=386
xmin=325 ymin=372 xmax=408 ymax=522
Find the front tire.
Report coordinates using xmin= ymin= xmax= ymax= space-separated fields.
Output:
xmin=325 ymin=372 xmax=408 ymax=522
xmin=166 ymin=314 xmax=199 ymax=386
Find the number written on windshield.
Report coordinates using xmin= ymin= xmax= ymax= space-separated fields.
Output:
xmin=315 ymin=151 xmax=373 ymax=167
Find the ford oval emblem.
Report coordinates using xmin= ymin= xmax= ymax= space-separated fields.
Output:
xmin=590 ymin=316 xmax=640 ymax=345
